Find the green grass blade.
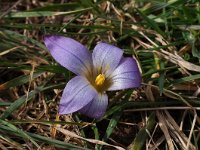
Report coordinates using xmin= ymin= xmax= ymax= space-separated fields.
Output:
xmin=0 ymin=71 xmax=44 ymax=90
xmin=31 ymin=3 xmax=81 ymax=11
xmin=131 ymin=113 xmax=156 ymax=150
xmin=171 ymin=74 xmax=200 ymax=84
xmin=3 ymin=9 xmax=92 ymax=18
xmin=158 ymin=61 xmax=165 ymax=95
xmin=0 ymin=135 xmax=24 ymax=150
xmin=0 ymin=119 xmax=39 ymax=148
xmin=0 ymin=123 xmax=89 ymax=150
xmin=0 ymin=87 xmax=41 ymax=119
xmin=98 ymin=111 xmax=122 ymax=150
xmin=136 ymin=9 xmax=166 ymax=37
xmin=1 ymin=29 xmax=46 ymax=49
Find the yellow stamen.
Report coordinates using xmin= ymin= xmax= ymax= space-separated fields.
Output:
xmin=95 ymin=74 xmax=105 ymax=86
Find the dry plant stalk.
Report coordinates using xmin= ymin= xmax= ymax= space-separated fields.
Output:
xmin=56 ymin=127 xmax=125 ymax=150
xmin=132 ymin=25 xmax=200 ymax=73
xmin=145 ymin=81 xmax=175 ymax=150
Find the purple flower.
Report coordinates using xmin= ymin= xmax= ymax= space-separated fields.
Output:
xmin=44 ymin=35 xmax=141 ymax=119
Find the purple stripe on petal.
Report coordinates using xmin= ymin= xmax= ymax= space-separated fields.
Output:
xmin=79 ymin=93 xmax=108 ymax=119
xmin=44 ymin=35 xmax=92 ymax=75
xmin=59 ymin=76 xmax=97 ymax=115
xmin=108 ymin=57 xmax=141 ymax=91
xmin=92 ymin=42 xmax=123 ymax=76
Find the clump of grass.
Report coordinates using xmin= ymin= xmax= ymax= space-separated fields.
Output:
xmin=0 ymin=0 xmax=200 ymax=149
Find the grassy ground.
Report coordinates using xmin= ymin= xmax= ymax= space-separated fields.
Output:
xmin=0 ymin=0 xmax=200 ymax=150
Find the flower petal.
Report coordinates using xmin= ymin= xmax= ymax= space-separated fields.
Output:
xmin=44 ymin=35 xmax=92 ymax=75
xmin=108 ymin=57 xmax=141 ymax=91
xmin=59 ymin=76 xmax=97 ymax=115
xmin=79 ymin=93 xmax=108 ymax=119
xmin=92 ymin=42 xmax=123 ymax=76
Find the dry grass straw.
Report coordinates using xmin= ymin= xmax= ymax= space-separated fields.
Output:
xmin=1 ymin=0 xmax=200 ymax=149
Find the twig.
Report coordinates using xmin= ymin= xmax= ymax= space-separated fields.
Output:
xmin=124 ymin=106 xmax=200 ymax=112
xmin=0 ymin=0 xmax=23 ymax=19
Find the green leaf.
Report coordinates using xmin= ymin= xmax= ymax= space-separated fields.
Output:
xmin=0 ymin=102 xmax=11 ymax=106
xmin=79 ymin=0 xmax=100 ymax=13
xmin=158 ymin=61 xmax=165 ymax=95
xmin=0 ymin=121 xmax=89 ymax=150
xmin=131 ymin=113 xmax=156 ymax=150
xmin=3 ymin=8 xmax=92 ymax=18
xmin=0 ymin=71 xmax=44 ymax=90
xmin=136 ymin=9 xmax=166 ymax=37
xmin=30 ymin=3 xmax=81 ymax=11
xmin=98 ymin=111 xmax=122 ymax=150
xmin=0 ymin=134 xmax=24 ymax=150
xmin=103 ymin=111 xmax=121 ymax=139
xmin=0 ymin=87 xmax=42 ymax=119
xmin=1 ymin=29 xmax=46 ymax=50
xmin=0 ymin=119 xmax=39 ymax=148
xmin=192 ymin=44 xmax=200 ymax=60
xmin=172 ymin=74 xmax=200 ymax=84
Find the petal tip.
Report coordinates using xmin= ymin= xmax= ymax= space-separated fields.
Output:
xmin=79 ymin=94 xmax=108 ymax=119
xmin=44 ymin=35 xmax=59 ymax=43
xmin=58 ymin=105 xmax=67 ymax=115
xmin=44 ymin=34 xmax=53 ymax=40
xmin=82 ymin=111 xmax=105 ymax=119
xmin=43 ymin=35 xmax=57 ymax=47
